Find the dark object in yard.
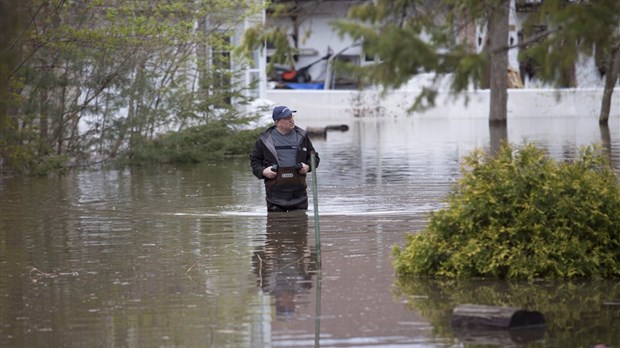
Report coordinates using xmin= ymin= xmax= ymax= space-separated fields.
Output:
xmin=325 ymin=124 xmax=349 ymax=132
xmin=276 ymin=52 xmax=332 ymax=83
xmin=306 ymin=124 xmax=349 ymax=138
xmin=451 ymin=304 xmax=545 ymax=329
xmin=451 ymin=325 xmax=546 ymax=345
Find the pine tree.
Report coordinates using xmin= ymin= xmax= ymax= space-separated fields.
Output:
xmin=333 ymin=0 xmax=512 ymax=122
xmin=520 ymin=0 xmax=620 ymax=124
xmin=335 ymin=0 xmax=619 ymax=124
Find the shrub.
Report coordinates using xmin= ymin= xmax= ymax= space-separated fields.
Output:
xmin=393 ymin=142 xmax=620 ymax=279
xmin=128 ymin=120 xmax=263 ymax=164
xmin=2 ymin=140 xmax=69 ymax=176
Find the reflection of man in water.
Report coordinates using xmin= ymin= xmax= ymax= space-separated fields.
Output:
xmin=253 ymin=212 xmax=317 ymax=320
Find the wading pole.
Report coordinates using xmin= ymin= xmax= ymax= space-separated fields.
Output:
xmin=311 ymin=151 xmax=322 ymax=348
xmin=314 ymin=269 xmax=322 ymax=348
xmin=310 ymin=151 xmax=321 ymax=268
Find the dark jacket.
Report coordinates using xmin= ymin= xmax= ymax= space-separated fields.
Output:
xmin=249 ymin=126 xmax=320 ymax=180
xmin=250 ymin=126 xmax=320 ymax=210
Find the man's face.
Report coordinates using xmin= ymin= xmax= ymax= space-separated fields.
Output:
xmin=276 ymin=115 xmax=295 ymax=132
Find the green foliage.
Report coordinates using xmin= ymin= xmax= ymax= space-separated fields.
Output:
xmin=2 ymin=0 xmax=263 ymax=175
xmin=520 ymin=0 xmax=620 ymax=87
xmin=2 ymin=140 xmax=69 ymax=176
xmin=127 ymin=120 xmax=263 ymax=164
xmin=29 ymin=154 xmax=70 ymax=176
xmin=332 ymin=0 xmax=619 ymax=113
xmin=236 ymin=2 xmax=301 ymax=71
xmin=331 ymin=0 xmax=490 ymax=112
xmin=393 ymin=142 xmax=620 ymax=279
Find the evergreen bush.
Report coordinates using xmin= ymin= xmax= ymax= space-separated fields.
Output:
xmin=2 ymin=138 xmax=69 ymax=176
xmin=393 ymin=142 xmax=620 ymax=279
xmin=128 ymin=120 xmax=263 ymax=164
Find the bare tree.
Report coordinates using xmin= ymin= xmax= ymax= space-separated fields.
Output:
xmin=488 ymin=1 xmax=510 ymax=124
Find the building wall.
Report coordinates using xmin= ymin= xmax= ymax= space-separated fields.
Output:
xmin=266 ymin=88 xmax=620 ymax=126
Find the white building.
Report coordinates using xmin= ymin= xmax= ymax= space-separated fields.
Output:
xmin=245 ymin=0 xmax=618 ymax=120
xmin=260 ymin=0 xmax=609 ymax=90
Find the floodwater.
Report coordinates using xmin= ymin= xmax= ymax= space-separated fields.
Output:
xmin=1 ymin=116 xmax=619 ymax=348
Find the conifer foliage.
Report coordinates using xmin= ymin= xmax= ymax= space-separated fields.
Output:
xmin=334 ymin=0 xmax=620 ymax=122
xmin=334 ymin=0 xmax=493 ymax=112
xmin=520 ymin=0 xmax=620 ymax=123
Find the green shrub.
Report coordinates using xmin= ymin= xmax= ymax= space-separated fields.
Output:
xmin=128 ymin=120 xmax=263 ymax=164
xmin=30 ymin=154 xmax=70 ymax=176
xmin=393 ymin=142 xmax=620 ymax=279
xmin=2 ymin=140 xmax=69 ymax=176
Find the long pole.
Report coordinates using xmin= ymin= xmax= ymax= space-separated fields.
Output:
xmin=310 ymin=152 xmax=321 ymax=267
xmin=314 ymin=268 xmax=322 ymax=348
xmin=310 ymin=151 xmax=321 ymax=347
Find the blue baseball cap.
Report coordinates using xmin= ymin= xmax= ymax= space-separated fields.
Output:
xmin=272 ymin=105 xmax=297 ymax=121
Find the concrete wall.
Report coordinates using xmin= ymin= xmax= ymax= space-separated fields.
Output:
xmin=265 ymin=88 xmax=620 ymax=126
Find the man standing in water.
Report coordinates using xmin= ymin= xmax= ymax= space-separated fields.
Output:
xmin=250 ymin=105 xmax=320 ymax=212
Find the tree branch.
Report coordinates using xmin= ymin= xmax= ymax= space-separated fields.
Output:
xmin=492 ymin=27 xmax=557 ymax=55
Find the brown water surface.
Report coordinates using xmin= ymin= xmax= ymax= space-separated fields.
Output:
xmin=1 ymin=117 xmax=619 ymax=347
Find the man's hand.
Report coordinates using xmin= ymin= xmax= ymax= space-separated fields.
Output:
xmin=298 ymin=162 xmax=310 ymax=175
xmin=262 ymin=167 xmax=277 ymax=179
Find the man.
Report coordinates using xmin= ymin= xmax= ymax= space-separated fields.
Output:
xmin=250 ymin=105 xmax=320 ymax=212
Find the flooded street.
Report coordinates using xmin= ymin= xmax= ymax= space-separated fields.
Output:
xmin=1 ymin=116 xmax=619 ymax=347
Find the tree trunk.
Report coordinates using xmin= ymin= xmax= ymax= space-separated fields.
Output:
xmin=109 ymin=63 xmax=143 ymax=158
xmin=39 ymin=88 xmax=49 ymax=156
xmin=100 ymin=92 xmax=110 ymax=155
xmin=487 ymin=0 xmax=510 ymax=124
xmin=109 ymin=97 xmax=134 ymax=158
xmin=599 ymin=123 xmax=611 ymax=159
xmin=489 ymin=121 xmax=508 ymax=155
xmin=451 ymin=304 xmax=545 ymax=328
xmin=599 ymin=44 xmax=620 ymax=125
xmin=56 ymin=71 xmax=68 ymax=156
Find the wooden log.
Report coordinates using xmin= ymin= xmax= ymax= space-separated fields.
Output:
xmin=451 ymin=304 xmax=545 ymax=329
xmin=306 ymin=124 xmax=349 ymax=138
xmin=451 ymin=326 xmax=545 ymax=346
xmin=325 ymin=124 xmax=349 ymax=132
xmin=306 ymin=127 xmax=326 ymax=137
